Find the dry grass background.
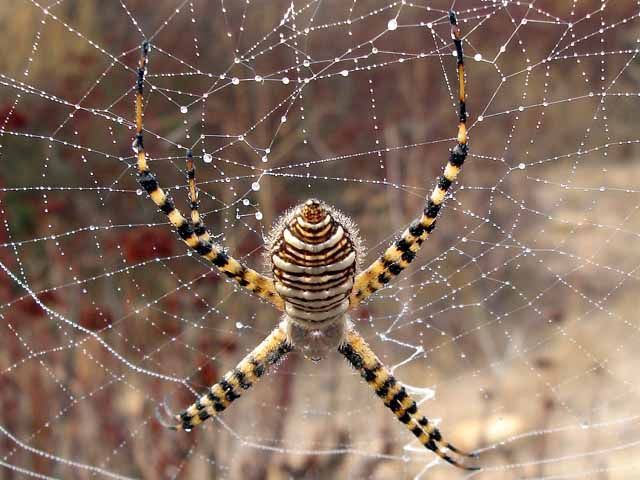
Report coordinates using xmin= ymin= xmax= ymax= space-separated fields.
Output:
xmin=1 ymin=1 xmax=639 ymax=479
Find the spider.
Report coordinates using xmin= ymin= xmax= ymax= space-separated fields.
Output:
xmin=133 ymin=11 xmax=478 ymax=471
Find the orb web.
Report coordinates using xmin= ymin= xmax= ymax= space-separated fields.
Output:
xmin=1 ymin=1 xmax=639 ymax=479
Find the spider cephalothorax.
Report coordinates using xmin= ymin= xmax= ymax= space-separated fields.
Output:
xmin=135 ymin=12 xmax=479 ymax=471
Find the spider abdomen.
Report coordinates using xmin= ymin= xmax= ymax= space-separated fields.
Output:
xmin=271 ymin=199 xmax=359 ymax=325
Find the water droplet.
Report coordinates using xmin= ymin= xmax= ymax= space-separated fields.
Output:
xmin=242 ymin=199 xmax=250 ymax=206
xmin=387 ymin=18 xmax=398 ymax=31
xmin=136 ymin=189 xmax=143 ymax=196
xmin=251 ymin=182 xmax=261 ymax=191
xmin=254 ymin=75 xmax=263 ymax=82
xmin=255 ymin=211 xmax=263 ymax=220
xmin=235 ymin=321 xmax=244 ymax=329
xmin=180 ymin=106 xmax=188 ymax=114
xmin=518 ymin=163 xmax=526 ymax=170
xmin=232 ymin=77 xmax=240 ymax=85
xmin=282 ymin=77 xmax=290 ymax=84
xmin=303 ymin=59 xmax=310 ymax=67
xmin=261 ymin=155 xmax=268 ymax=163
xmin=340 ymin=70 xmax=349 ymax=77
xmin=371 ymin=46 xmax=378 ymax=54
xmin=203 ymin=153 xmax=213 ymax=163
xmin=474 ymin=53 xmax=482 ymax=61
xmin=280 ymin=115 xmax=287 ymax=123
xmin=117 ymin=116 xmax=123 ymax=124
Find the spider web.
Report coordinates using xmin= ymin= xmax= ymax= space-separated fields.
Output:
xmin=1 ymin=0 xmax=639 ymax=478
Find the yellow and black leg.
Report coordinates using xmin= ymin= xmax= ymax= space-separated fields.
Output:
xmin=185 ymin=149 xmax=210 ymax=243
xmin=132 ymin=41 xmax=284 ymax=310
xmin=350 ymin=11 xmax=468 ymax=306
xmin=338 ymin=328 xmax=479 ymax=470
xmin=158 ymin=325 xmax=292 ymax=431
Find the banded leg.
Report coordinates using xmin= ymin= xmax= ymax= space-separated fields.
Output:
xmin=350 ymin=11 xmax=469 ymax=306
xmin=133 ymin=41 xmax=283 ymax=310
xmin=185 ymin=149 xmax=210 ymax=242
xmin=158 ymin=325 xmax=292 ymax=431
xmin=338 ymin=328 xmax=479 ymax=470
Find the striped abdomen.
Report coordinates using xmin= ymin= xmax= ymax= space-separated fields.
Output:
xmin=271 ymin=199 xmax=357 ymax=325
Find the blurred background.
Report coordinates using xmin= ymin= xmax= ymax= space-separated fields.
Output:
xmin=1 ymin=1 xmax=639 ymax=478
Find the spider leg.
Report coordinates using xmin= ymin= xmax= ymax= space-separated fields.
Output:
xmin=338 ymin=328 xmax=480 ymax=471
xmin=158 ymin=324 xmax=292 ymax=431
xmin=185 ymin=149 xmax=210 ymax=243
xmin=350 ymin=11 xmax=468 ymax=306
xmin=133 ymin=41 xmax=283 ymax=310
